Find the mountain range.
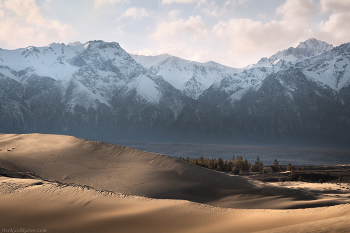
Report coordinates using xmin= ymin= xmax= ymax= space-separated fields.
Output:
xmin=0 ymin=38 xmax=349 ymax=148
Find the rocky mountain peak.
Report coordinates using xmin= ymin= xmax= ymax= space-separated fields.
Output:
xmin=294 ymin=38 xmax=333 ymax=58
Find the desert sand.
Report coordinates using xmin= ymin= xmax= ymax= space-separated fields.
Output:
xmin=1 ymin=133 xmax=350 ymax=232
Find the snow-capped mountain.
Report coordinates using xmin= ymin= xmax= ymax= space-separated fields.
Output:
xmin=199 ymin=39 xmax=338 ymax=107
xmin=0 ymin=40 xmax=190 ymax=140
xmin=195 ymin=39 xmax=350 ymax=146
xmin=215 ymin=67 xmax=348 ymax=146
xmin=198 ymin=66 xmax=275 ymax=107
xmin=0 ymin=40 xmax=187 ymax=107
xmin=297 ymin=42 xmax=350 ymax=91
xmin=0 ymin=39 xmax=349 ymax=147
xmin=251 ymin=38 xmax=334 ymax=68
xmin=131 ymin=54 xmax=241 ymax=99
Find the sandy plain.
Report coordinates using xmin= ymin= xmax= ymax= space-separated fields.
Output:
xmin=0 ymin=133 xmax=350 ymax=232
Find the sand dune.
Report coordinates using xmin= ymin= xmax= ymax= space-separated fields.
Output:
xmin=1 ymin=177 xmax=349 ymax=233
xmin=1 ymin=133 xmax=350 ymax=232
xmin=1 ymin=133 xmax=348 ymax=209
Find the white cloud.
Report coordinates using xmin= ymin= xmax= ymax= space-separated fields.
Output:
xmin=196 ymin=0 xmax=207 ymax=8
xmin=3 ymin=0 xmax=46 ymax=26
xmin=0 ymin=0 xmax=76 ymax=49
xmin=213 ymin=19 xmax=293 ymax=54
xmin=162 ymin=0 xmax=199 ymax=4
xmin=147 ymin=15 xmax=211 ymax=65
xmin=319 ymin=13 xmax=350 ymax=42
xmin=199 ymin=1 xmax=220 ymax=16
xmin=131 ymin=42 xmax=210 ymax=64
xmin=168 ymin=10 xmax=181 ymax=20
xmin=224 ymin=0 xmax=250 ymax=7
xmin=119 ymin=7 xmax=152 ymax=20
xmin=146 ymin=0 xmax=322 ymax=67
xmin=94 ymin=0 xmax=129 ymax=8
xmin=212 ymin=0 xmax=315 ymax=61
xmin=199 ymin=0 xmax=251 ymax=16
xmin=276 ymin=0 xmax=315 ymax=19
xmin=152 ymin=15 xmax=207 ymax=42
xmin=0 ymin=4 xmax=4 ymax=18
xmin=320 ymin=0 xmax=350 ymax=13
xmin=316 ymin=0 xmax=350 ymax=45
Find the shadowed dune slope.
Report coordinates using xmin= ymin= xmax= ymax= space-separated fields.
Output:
xmin=0 ymin=133 xmax=348 ymax=209
xmin=1 ymin=177 xmax=350 ymax=233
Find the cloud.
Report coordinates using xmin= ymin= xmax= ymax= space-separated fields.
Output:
xmin=3 ymin=0 xmax=46 ymax=26
xmin=199 ymin=0 xmax=251 ymax=16
xmin=118 ymin=7 xmax=152 ymax=20
xmin=320 ymin=0 xmax=350 ymax=13
xmin=152 ymin=15 xmax=207 ymax=42
xmin=224 ymin=0 xmax=250 ymax=8
xmin=131 ymin=42 xmax=210 ymax=64
xmin=213 ymin=19 xmax=290 ymax=54
xmin=162 ymin=0 xmax=199 ymax=4
xmin=316 ymin=0 xmax=350 ymax=45
xmin=0 ymin=4 xmax=4 ymax=18
xmin=147 ymin=0 xmax=320 ymax=67
xmin=168 ymin=10 xmax=181 ymax=20
xmin=0 ymin=0 xmax=75 ymax=49
xmin=212 ymin=0 xmax=315 ymax=59
xmin=276 ymin=0 xmax=315 ymax=19
xmin=94 ymin=0 xmax=129 ymax=8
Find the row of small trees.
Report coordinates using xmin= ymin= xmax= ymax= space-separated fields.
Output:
xmin=179 ymin=155 xmax=265 ymax=174
xmin=271 ymin=159 xmax=304 ymax=172
xmin=179 ymin=156 xmax=305 ymax=176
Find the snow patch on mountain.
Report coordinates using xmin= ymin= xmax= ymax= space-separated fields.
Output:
xmin=127 ymin=75 xmax=161 ymax=104
xmin=228 ymin=81 xmax=262 ymax=106
xmin=131 ymin=54 xmax=241 ymax=99
xmin=131 ymin=54 xmax=170 ymax=69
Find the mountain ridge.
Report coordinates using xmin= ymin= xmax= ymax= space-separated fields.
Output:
xmin=0 ymin=38 xmax=349 ymax=148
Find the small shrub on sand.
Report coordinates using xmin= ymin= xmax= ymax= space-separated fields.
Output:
xmin=271 ymin=159 xmax=280 ymax=172
xmin=287 ymin=163 xmax=295 ymax=171
xmin=287 ymin=170 xmax=298 ymax=181
xmin=250 ymin=156 xmax=264 ymax=172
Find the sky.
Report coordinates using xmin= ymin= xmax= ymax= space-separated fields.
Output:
xmin=0 ymin=0 xmax=350 ymax=68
